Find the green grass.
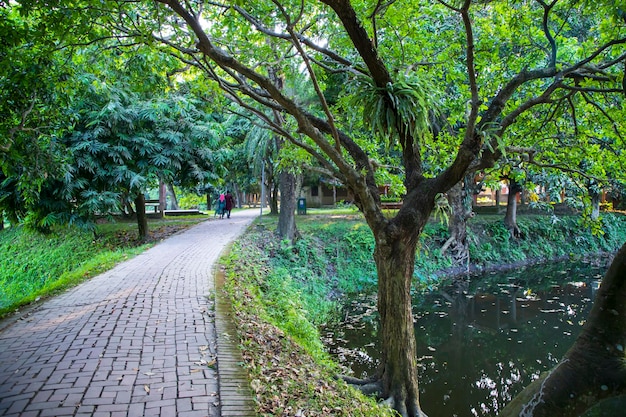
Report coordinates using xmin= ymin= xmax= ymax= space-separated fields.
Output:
xmin=0 ymin=215 xmax=208 ymax=317
xmin=222 ymin=228 xmax=395 ymax=417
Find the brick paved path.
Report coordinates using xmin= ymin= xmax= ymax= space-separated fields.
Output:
xmin=0 ymin=210 xmax=258 ymax=417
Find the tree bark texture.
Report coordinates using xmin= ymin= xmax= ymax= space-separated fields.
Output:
xmin=233 ymin=183 xmax=242 ymax=208
xmin=591 ymin=190 xmax=601 ymax=221
xmin=277 ymin=170 xmax=298 ymax=242
xmin=444 ymin=180 xmax=473 ymax=268
xmin=504 ymin=178 xmax=522 ymax=238
xmin=270 ymin=181 xmax=279 ymax=215
xmin=134 ymin=193 xmax=149 ymax=241
xmin=373 ymin=228 xmax=428 ymax=417
xmin=166 ymin=183 xmax=179 ymax=210
xmin=501 ymin=242 xmax=626 ymax=417
xmin=159 ymin=180 xmax=167 ymax=213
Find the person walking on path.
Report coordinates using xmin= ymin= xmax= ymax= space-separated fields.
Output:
xmin=224 ymin=191 xmax=235 ymax=219
xmin=0 ymin=210 xmax=258 ymax=417
xmin=217 ymin=193 xmax=226 ymax=219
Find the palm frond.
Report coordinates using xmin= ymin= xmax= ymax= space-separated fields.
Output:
xmin=349 ymin=74 xmax=436 ymax=147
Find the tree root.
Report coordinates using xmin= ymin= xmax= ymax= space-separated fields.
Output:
xmin=338 ymin=374 xmax=383 ymax=397
xmin=339 ymin=375 xmax=430 ymax=416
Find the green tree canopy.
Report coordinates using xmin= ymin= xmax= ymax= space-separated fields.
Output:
xmin=10 ymin=0 xmax=626 ymax=415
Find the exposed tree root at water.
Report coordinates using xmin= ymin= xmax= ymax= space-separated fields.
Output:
xmin=340 ymin=375 xmax=383 ymax=397
xmin=339 ymin=375 xmax=429 ymax=417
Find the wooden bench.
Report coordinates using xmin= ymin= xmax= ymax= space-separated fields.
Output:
xmin=381 ymin=201 xmax=403 ymax=210
xmin=164 ymin=209 xmax=202 ymax=216
xmin=145 ymin=199 xmax=161 ymax=213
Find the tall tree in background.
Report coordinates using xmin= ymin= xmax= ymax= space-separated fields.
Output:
xmin=13 ymin=0 xmax=626 ymax=415
xmin=0 ymin=5 xmax=77 ymax=228
xmin=65 ymin=72 xmax=224 ymax=239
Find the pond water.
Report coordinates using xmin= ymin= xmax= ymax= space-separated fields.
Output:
xmin=320 ymin=260 xmax=609 ymax=417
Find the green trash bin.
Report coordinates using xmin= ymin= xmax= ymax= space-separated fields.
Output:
xmin=297 ymin=198 xmax=307 ymax=215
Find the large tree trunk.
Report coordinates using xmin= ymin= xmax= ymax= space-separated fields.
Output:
xmin=504 ymin=178 xmax=522 ymax=238
xmin=166 ymin=183 xmax=179 ymax=210
xmin=442 ymin=179 xmax=473 ymax=268
xmin=134 ymin=193 xmax=149 ymax=241
xmin=277 ymin=170 xmax=298 ymax=242
xmin=590 ymin=189 xmax=601 ymax=221
xmin=159 ymin=180 xmax=167 ymax=213
xmin=232 ymin=183 xmax=243 ymax=208
xmin=373 ymin=229 xmax=428 ymax=417
xmin=501 ymin=242 xmax=626 ymax=416
xmin=269 ymin=180 xmax=279 ymax=215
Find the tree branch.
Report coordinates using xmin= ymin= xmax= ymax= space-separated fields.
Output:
xmin=536 ymin=0 xmax=558 ymax=68
xmin=580 ymin=92 xmax=624 ymax=141
xmin=231 ymin=4 xmax=364 ymax=73
xmin=275 ymin=1 xmax=342 ymax=152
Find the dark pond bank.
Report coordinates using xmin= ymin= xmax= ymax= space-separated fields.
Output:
xmin=321 ymin=259 xmax=610 ymax=417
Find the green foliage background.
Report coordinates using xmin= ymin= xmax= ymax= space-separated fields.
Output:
xmin=230 ymin=212 xmax=626 ymax=329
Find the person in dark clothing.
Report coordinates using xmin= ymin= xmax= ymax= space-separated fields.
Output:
xmin=224 ymin=191 xmax=235 ymax=218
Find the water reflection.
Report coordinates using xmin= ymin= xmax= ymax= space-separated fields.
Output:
xmin=321 ymin=260 xmax=607 ymax=417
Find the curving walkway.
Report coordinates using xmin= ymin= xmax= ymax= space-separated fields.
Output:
xmin=0 ymin=210 xmax=258 ymax=417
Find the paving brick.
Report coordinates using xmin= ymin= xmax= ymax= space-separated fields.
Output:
xmin=40 ymin=406 xmax=78 ymax=416
xmin=0 ymin=211 xmax=257 ymax=417
xmin=4 ymin=398 xmax=30 ymax=415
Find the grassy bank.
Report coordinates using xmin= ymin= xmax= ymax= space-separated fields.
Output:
xmin=221 ymin=211 xmax=626 ymax=416
xmin=0 ymin=215 xmax=209 ymax=317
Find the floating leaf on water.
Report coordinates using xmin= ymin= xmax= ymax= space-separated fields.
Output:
xmin=616 ymin=344 xmax=624 ymax=352
xmin=540 ymin=309 xmax=564 ymax=313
